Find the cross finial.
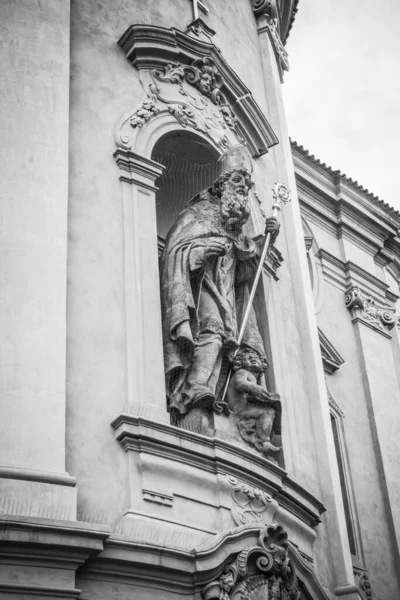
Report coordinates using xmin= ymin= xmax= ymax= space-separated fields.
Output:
xmin=191 ymin=0 xmax=209 ymax=20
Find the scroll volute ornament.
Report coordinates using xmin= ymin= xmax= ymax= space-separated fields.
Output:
xmin=345 ymin=286 xmax=396 ymax=333
xmin=253 ymin=0 xmax=278 ymax=19
xmin=203 ymin=525 xmax=300 ymax=600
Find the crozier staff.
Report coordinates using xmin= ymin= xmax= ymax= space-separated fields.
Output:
xmin=160 ymin=145 xmax=280 ymax=417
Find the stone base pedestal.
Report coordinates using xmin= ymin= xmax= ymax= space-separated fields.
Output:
xmin=0 ymin=474 xmax=77 ymax=521
xmin=111 ymin=407 xmax=324 ymax=563
xmin=0 ymin=516 xmax=109 ymax=599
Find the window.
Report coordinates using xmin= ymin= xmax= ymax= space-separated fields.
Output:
xmin=328 ymin=390 xmax=363 ymax=560
xmin=330 ymin=412 xmax=357 ymax=555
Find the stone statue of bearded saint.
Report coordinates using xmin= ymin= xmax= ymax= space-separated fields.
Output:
xmin=160 ymin=145 xmax=279 ymax=419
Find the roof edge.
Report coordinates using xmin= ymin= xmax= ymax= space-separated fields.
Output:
xmin=291 ymin=139 xmax=400 ymax=221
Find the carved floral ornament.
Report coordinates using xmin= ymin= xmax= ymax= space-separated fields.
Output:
xmin=345 ymin=286 xmax=397 ymax=334
xmin=202 ymin=524 xmax=300 ymax=600
xmin=118 ymin=57 xmax=246 ymax=152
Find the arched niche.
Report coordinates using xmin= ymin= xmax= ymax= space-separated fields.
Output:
xmin=151 ymin=130 xmax=220 ymax=243
xmin=113 ymin=24 xmax=278 ymax=416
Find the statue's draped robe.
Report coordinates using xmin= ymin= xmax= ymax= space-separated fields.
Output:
xmin=160 ymin=190 xmax=266 ymax=414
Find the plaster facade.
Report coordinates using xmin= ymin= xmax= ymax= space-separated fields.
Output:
xmin=0 ymin=1 xmax=398 ymax=600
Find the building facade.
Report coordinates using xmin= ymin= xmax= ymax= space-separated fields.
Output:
xmin=0 ymin=1 xmax=399 ymax=599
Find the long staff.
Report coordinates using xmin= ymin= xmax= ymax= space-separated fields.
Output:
xmin=216 ymin=182 xmax=291 ymax=409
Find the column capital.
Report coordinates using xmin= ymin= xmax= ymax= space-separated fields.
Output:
xmin=345 ymin=286 xmax=397 ymax=338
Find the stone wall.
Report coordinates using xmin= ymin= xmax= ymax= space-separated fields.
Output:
xmin=1 ymin=1 xmax=398 ymax=599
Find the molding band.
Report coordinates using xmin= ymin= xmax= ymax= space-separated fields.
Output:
xmin=0 ymin=465 xmax=76 ymax=487
xmin=0 ymin=584 xmax=80 ymax=598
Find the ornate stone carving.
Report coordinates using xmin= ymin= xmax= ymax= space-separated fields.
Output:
xmin=326 ymin=388 xmax=344 ymax=417
xmin=142 ymin=489 xmax=173 ymax=507
xmin=118 ymin=58 xmax=246 ymax=151
xmin=353 ymin=567 xmax=372 ymax=600
xmin=345 ymin=286 xmax=396 ymax=334
xmin=226 ymin=347 xmax=281 ymax=461
xmin=304 ymin=235 xmax=313 ymax=252
xmin=130 ymin=95 xmax=159 ymax=128
xmin=117 ymin=25 xmax=278 ymax=156
xmin=226 ymin=475 xmax=278 ymax=526
xmin=202 ymin=524 xmax=300 ymax=600
xmin=117 ymin=57 xmax=247 ymax=151
xmin=167 ymin=103 xmax=198 ymax=129
xmin=264 ymin=16 xmax=290 ymax=72
xmin=253 ymin=0 xmax=278 ymax=19
xmin=254 ymin=1 xmax=289 ymax=73
xmin=146 ymin=57 xmax=243 ymax=150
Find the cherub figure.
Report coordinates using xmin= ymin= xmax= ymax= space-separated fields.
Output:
xmin=226 ymin=347 xmax=281 ymax=458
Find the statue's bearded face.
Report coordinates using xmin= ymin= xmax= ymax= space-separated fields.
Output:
xmin=219 ymin=170 xmax=251 ymax=230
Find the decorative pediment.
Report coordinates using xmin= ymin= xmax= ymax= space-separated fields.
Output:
xmin=116 ymin=25 xmax=278 ymax=157
xmin=318 ymin=328 xmax=344 ymax=374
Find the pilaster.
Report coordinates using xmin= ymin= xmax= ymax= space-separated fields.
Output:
xmin=0 ymin=0 xmax=76 ymax=516
xmin=345 ymin=291 xmax=400 ymax=575
xmin=114 ymin=149 xmax=167 ymax=410
xmin=256 ymin=14 xmax=359 ymax=599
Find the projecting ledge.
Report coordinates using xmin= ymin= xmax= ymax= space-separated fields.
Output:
xmin=83 ymin=524 xmax=330 ymax=600
xmin=111 ymin=410 xmax=325 ymax=534
xmin=0 ymin=465 xmax=76 ymax=486
xmin=0 ymin=516 xmax=110 ymax=599
xmin=0 ymin=514 xmax=110 ymax=551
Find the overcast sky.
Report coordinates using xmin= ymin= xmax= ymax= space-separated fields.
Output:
xmin=282 ymin=0 xmax=400 ymax=210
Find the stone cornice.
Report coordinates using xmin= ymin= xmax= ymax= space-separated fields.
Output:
xmin=0 ymin=516 xmax=110 ymax=599
xmin=0 ymin=465 xmax=76 ymax=487
xmin=83 ymin=523 xmax=329 ymax=600
xmin=257 ymin=14 xmax=289 ymax=79
xmin=111 ymin=409 xmax=325 ymax=527
xmin=0 ymin=514 xmax=110 ymax=546
xmin=345 ymin=260 xmax=394 ymax=301
xmin=318 ymin=328 xmax=345 ymax=374
xmin=316 ymin=249 xmax=347 ymax=290
xmin=114 ymin=148 xmax=165 ymax=189
xmin=296 ymin=171 xmax=399 ymax=259
xmin=316 ymin=248 xmax=398 ymax=306
xmin=292 ymin=140 xmax=400 ymax=222
xmin=278 ymin=0 xmax=300 ymax=43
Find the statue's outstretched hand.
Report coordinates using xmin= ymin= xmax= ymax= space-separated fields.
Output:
xmin=265 ymin=216 xmax=280 ymax=243
xmin=190 ymin=239 xmax=227 ymax=270
xmin=204 ymin=239 xmax=228 ymax=260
